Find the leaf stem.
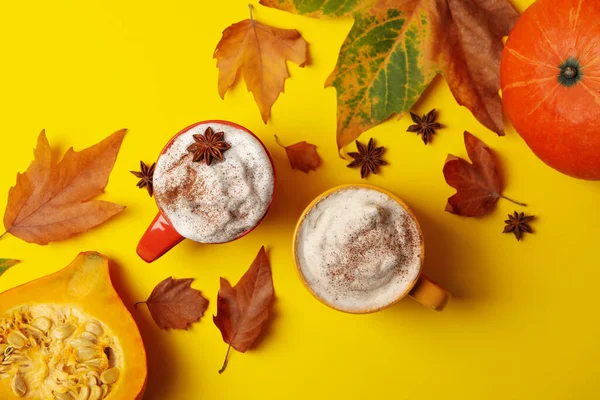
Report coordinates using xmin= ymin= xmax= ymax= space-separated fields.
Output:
xmin=218 ymin=344 xmax=232 ymax=374
xmin=273 ymin=134 xmax=285 ymax=148
xmin=0 ymin=232 xmax=7 ymax=240
xmin=134 ymin=301 xmax=146 ymax=308
xmin=248 ymin=4 xmax=255 ymax=25
xmin=500 ymin=194 xmax=527 ymax=207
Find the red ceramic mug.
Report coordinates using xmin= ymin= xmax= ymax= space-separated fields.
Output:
xmin=136 ymin=120 xmax=276 ymax=263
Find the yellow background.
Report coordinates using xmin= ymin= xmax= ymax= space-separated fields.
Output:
xmin=1 ymin=0 xmax=599 ymax=399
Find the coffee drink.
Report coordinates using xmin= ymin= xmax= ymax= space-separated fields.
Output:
xmin=153 ymin=122 xmax=274 ymax=243
xmin=295 ymin=187 xmax=422 ymax=313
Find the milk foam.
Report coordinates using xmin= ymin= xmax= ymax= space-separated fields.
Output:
xmin=154 ymin=122 xmax=274 ymax=243
xmin=296 ymin=188 xmax=422 ymax=313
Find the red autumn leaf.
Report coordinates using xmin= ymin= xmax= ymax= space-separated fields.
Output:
xmin=274 ymin=135 xmax=321 ymax=173
xmin=443 ymin=131 xmax=525 ymax=217
xmin=213 ymin=246 xmax=274 ymax=373
xmin=136 ymin=277 xmax=209 ymax=330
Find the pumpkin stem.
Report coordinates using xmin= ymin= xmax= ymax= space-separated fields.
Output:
xmin=558 ymin=57 xmax=582 ymax=87
xmin=563 ymin=66 xmax=577 ymax=80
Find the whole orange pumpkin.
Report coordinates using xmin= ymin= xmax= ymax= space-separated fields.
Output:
xmin=501 ymin=0 xmax=600 ymax=180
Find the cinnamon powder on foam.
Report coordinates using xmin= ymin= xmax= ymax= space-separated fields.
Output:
xmin=296 ymin=188 xmax=422 ymax=313
xmin=153 ymin=123 xmax=274 ymax=244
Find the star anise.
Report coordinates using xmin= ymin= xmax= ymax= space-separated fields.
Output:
xmin=347 ymin=138 xmax=387 ymax=179
xmin=503 ymin=211 xmax=534 ymax=241
xmin=407 ymin=109 xmax=443 ymax=144
xmin=187 ymin=127 xmax=231 ymax=165
xmin=130 ymin=161 xmax=156 ymax=197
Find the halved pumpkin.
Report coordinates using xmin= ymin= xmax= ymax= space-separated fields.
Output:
xmin=0 ymin=252 xmax=147 ymax=399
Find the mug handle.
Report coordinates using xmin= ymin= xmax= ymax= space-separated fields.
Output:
xmin=409 ymin=275 xmax=450 ymax=311
xmin=136 ymin=213 xmax=185 ymax=263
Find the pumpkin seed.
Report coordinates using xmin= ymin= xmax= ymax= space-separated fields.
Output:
xmin=7 ymin=331 xmax=27 ymax=349
xmin=77 ymin=385 xmax=90 ymax=400
xmin=84 ymin=358 xmax=106 ymax=370
xmin=10 ymin=355 xmax=29 ymax=363
xmin=52 ymin=324 xmax=76 ymax=340
xmin=72 ymin=338 xmax=95 ymax=349
xmin=55 ymin=368 xmax=69 ymax=381
xmin=29 ymin=305 xmax=52 ymax=319
xmin=32 ymin=317 xmax=52 ymax=332
xmin=81 ymin=332 xmax=98 ymax=343
xmin=88 ymin=370 xmax=101 ymax=382
xmin=86 ymin=376 xmax=97 ymax=386
xmin=88 ymin=385 xmax=102 ymax=400
xmin=23 ymin=322 xmax=44 ymax=336
xmin=100 ymin=384 xmax=108 ymax=398
xmin=54 ymin=392 xmax=72 ymax=400
xmin=26 ymin=337 xmax=39 ymax=349
xmin=3 ymin=346 xmax=13 ymax=357
xmin=85 ymin=321 xmax=103 ymax=337
xmin=100 ymin=367 xmax=119 ymax=384
xmin=11 ymin=372 xmax=26 ymax=396
xmin=77 ymin=347 xmax=97 ymax=362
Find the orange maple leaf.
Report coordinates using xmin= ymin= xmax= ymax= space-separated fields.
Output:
xmin=3 ymin=130 xmax=126 ymax=245
xmin=214 ymin=9 xmax=307 ymax=123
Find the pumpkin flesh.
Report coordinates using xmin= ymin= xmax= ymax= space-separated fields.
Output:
xmin=0 ymin=252 xmax=146 ymax=399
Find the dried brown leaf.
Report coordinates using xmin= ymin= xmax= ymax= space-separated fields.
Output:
xmin=443 ymin=132 xmax=525 ymax=217
xmin=137 ymin=277 xmax=209 ymax=330
xmin=214 ymin=9 xmax=307 ymax=123
xmin=3 ymin=130 xmax=126 ymax=244
xmin=213 ymin=246 xmax=274 ymax=373
xmin=275 ymin=135 xmax=321 ymax=173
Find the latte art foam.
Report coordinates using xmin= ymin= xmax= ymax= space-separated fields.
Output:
xmin=154 ymin=122 xmax=274 ymax=243
xmin=296 ymin=188 xmax=422 ymax=313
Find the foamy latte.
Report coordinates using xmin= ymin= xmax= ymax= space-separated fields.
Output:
xmin=295 ymin=187 xmax=422 ymax=313
xmin=153 ymin=122 xmax=274 ymax=243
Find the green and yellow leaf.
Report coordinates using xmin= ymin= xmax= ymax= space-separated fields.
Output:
xmin=260 ymin=0 xmax=519 ymax=150
xmin=0 ymin=259 xmax=20 ymax=277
